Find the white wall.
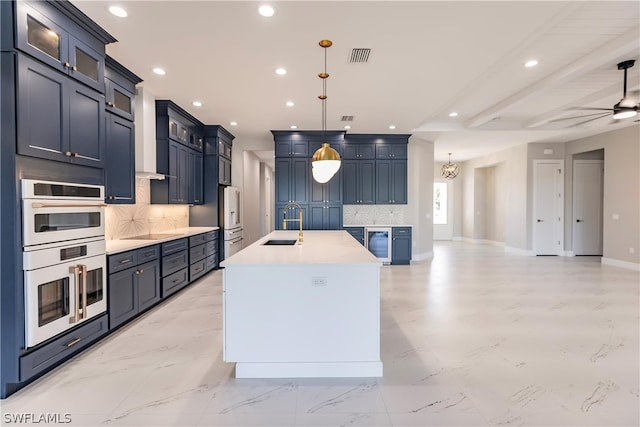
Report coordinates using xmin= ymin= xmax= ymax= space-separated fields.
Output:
xmin=406 ymin=137 xmax=434 ymax=259
xmin=484 ymin=162 xmax=506 ymax=244
xmin=242 ymin=151 xmax=262 ymax=246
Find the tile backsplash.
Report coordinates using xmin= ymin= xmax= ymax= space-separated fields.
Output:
xmin=105 ymin=178 xmax=189 ymax=240
xmin=343 ymin=205 xmax=407 ymax=225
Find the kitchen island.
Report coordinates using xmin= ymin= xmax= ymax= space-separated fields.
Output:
xmin=221 ymin=230 xmax=383 ymax=378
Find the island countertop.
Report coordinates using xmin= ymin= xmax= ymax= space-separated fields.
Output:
xmin=221 ymin=230 xmax=381 ymax=266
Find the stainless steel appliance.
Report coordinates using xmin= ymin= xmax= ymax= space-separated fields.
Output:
xmin=365 ymin=227 xmax=392 ymax=264
xmin=21 ymin=180 xmax=107 ymax=348
xmin=222 ymin=186 xmax=243 ymax=259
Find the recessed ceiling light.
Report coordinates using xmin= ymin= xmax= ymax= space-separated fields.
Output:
xmin=285 ymin=101 xmax=294 ymax=107
xmin=108 ymin=5 xmax=127 ymax=18
xmin=525 ymin=59 xmax=538 ymax=68
xmin=290 ymin=125 xmax=297 ymax=129
xmin=388 ymin=125 xmax=396 ymax=130
xmin=258 ymin=5 xmax=275 ymax=17
xmin=275 ymin=68 xmax=287 ymax=76
xmin=152 ymin=67 xmax=166 ymax=75
xmin=230 ymin=121 xmax=238 ymax=126
xmin=344 ymin=125 xmax=351 ymax=130
xmin=192 ymin=101 xmax=202 ymax=107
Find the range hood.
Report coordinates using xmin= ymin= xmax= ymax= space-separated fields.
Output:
xmin=134 ymin=86 xmax=164 ymax=180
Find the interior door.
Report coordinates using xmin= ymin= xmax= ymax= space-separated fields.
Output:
xmin=533 ymin=161 xmax=563 ymax=255
xmin=573 ymin=160 xmax=603 ymax=255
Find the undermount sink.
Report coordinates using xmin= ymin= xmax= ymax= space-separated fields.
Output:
xmin=262 ymin=239 xmax=298 ymax=246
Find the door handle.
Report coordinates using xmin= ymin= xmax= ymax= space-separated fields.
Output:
xmin=576 ymin=219 xmax=584 ymax=223
xmin=68 ymin=265 xmax=80 ymax=323
xmin=80 ymin=264 xmax=88 ymax=320
xmin=537 ymin=219 xmax=544 ymax=222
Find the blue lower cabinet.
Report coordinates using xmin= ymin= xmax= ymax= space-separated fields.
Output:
xmin=162 ymin=268 xmax=189 ymax=297
xmin=344 ymin=227 xmax=365 ymax=245
xmin=161 ymin=238 xmax=189 ymax=297
xmin=19 ymin=314 xmax=109 ymax=381
xmin=391 ymin=227 xmax=412 ymax=265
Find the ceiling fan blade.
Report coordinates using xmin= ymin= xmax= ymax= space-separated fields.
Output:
xmin=549 ymin=112 xmax=612 ymax=123
xmin=568 ymin=113 xmax=610 ymax=127
xmin=567 ymin=107 xmax=614 ymax=111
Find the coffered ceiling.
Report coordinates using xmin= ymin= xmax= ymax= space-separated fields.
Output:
xmin=74 ymin=1 xmax=640 ymax=162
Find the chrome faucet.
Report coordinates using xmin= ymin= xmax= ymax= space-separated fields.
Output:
xmin=282 ymin=202 xmax=303 ymax=244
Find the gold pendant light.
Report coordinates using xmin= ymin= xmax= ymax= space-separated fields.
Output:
xmin=441 ymin=153 xmax=459 ymax=179
xmin=311 ymin=39 xmax=341 ymax=184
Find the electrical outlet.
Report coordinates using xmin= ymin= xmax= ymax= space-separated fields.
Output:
xmin=630 ymin=248 xmax=635 ymax=254
xmin=312 ymin=277 xmax=327 ymax=286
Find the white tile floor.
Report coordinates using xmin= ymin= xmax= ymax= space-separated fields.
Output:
xmin=1 ymin=242 xmax=638 ymax=426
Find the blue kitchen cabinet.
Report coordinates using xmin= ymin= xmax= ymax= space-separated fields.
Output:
xmin=275 ymin=157 xmax=310 ymax=205
xmin=308 ymin=204 xmax=342 ymax=230
xmin=343 ymin=142 xmax=375 ymax=159
xmin=17 ymin=53 xmax=106 ymax=167
xmin=15 ymin=1 xmax=114 ymax=94
xmin=275 ymin=203 xmax=308 ymax=230
xmin=105 ymin=114 xmax=135 ymax=203
xmin=375 ymin=143 xmax=407 ymax=159
xmin=342 ymin=159 xmax=375 ymax=204
xmin=151 ymin=139 xmax=189 ymax=204
xmin=189 ymin=149 xmax=203 ymax=204
xmin=391 ymin=227 xmax=412 ymax=265
xmin=105 ymin=56 xmax=139 ymax=122
xmin=161 ymin=238 xmax=189 ymax=297
xmin=275 ymin=139 xmax=309 ymax=157
xmin=376 ymin=160 xmax=407 ymax=204
xmin=344 ymin=227 xmax=365 ymax=245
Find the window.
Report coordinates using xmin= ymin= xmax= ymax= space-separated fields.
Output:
xmin=433 ymin=182 xmax=447 ymax=225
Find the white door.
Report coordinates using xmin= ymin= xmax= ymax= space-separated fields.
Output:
xmin=573 ymin=160 xmax=603 ymax=255
xmin=533 ymin=161 xmax=564 ymax=255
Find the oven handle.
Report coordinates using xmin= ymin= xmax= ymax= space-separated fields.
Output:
xmin=80 ymin=264 xmax=88 ymax=320
xmin=31 ymin=202 xmax=107 ymax=208
xmin=68 ymin=265 xmax=81 ymax=324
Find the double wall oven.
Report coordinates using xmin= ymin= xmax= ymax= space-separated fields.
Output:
xmin=22 ymin=179 xmax=107 ymax=348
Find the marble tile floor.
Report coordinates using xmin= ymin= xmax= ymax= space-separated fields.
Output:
xmin=1 ymin=242 xmax=638 ymax=427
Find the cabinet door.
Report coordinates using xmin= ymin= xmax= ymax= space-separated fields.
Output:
xmin=105 ymin=79 xmax=134 ymax=121
xmin=68 ymin=35 xmax=104 ymax=93
xmin=342 ymin=160 xmax=358 ymax=204
xmin=68 ymin=81 xmax=105 ymax=167
xmin=168 ymin=140 xmax=188 ymax=203
xmin=392 ymin=236 xmax=411 ymax=265
xmin=391 ymin=160 xmax=407 ymax=204
xmin=189 ymin=149 xmax=203 ymax=204
xmin=291 ymin=141 xmax=309 ymax=157
xmin=325 ymin=168 xmax=342 ymax=203
xmin=275 ymin=158 xmax=292 ymax=203
xmin=290 ymin=158 xmax=309 ymax=204
xmin=275 ymin=204 xmax=308 ymax=230
xmin=358 ymin=144 xmax=375 ymax=159
xmin=376 ymin=160 xmax=392 ymax=204
xmin=137 ymin=260 xmax=161 ymax=312
xmin=219 ymin=157 xmax=231 ymax=186
xmin=326 ymin=205 xmax=342 ymax=229
xmin=108 ymin=267 xmax=137 ymax=329
xmin=17 ymin=54 xmax=67 ymax=162
xmin=359 ymin=160 xmax=376 ymax=204
xmin=342 ymin=144 xmax=358 ymax=160
xmin=308 ymin=205 xmax=325 ymax=230
xmin=105 ymin=114 xmax=135 ymax=203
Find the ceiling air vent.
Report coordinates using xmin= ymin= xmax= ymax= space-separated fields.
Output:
xmin=341 ymin=115 xmax=354 ymax=122
xmin=350 ymin=48 xmax=371 ymax=63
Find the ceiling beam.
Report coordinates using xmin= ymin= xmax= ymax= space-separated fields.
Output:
xmin=466 ymin=26 xmax=640 ymax=129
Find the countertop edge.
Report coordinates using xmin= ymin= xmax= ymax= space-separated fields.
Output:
xmin=106 ymin=227 xmax=219 ymax=255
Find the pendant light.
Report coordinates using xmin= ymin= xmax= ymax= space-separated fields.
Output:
xmin=312 ymin=39 xmax=341 ymax=184
xmin=441 ymin=153 xmax=459 ymax=179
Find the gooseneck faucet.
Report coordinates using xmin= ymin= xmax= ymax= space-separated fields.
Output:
xmin=282 ymin=202 xmax=303 ymax=244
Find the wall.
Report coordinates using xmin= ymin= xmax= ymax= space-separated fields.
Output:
xmin=105 ymin=178 xmax=189 ymax=240
xmin=406 ymin=136 xmax=434 ymax=260
xmin=484 ymin=162 xmax=507 ymax=244
xmin=242 ymin=151 xmax=262 ymax=246
xmin=259 ymin=162 xmax=274 ymax=237
xmin=564 ymin=125 xmax=639 ymax=267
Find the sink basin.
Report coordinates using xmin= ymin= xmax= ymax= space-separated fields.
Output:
xmin=262 ymin=239 xmax=298 ymax=246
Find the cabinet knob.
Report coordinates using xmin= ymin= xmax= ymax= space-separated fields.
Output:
xmin=72 ymin=65 xmax=78 ymax=71
xmin=65 ymin=151 xmax=72 ymax=157
xmin=107 ymin=101 xmax=114 ymax=107
xmin=63 ymin=62 xmax=70 ymax=68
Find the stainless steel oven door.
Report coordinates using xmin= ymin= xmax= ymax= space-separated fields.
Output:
xmin=24 ymin=239 xmax=106 ymax=347
xmin=22 ymin=199 xmax=106 ymax=247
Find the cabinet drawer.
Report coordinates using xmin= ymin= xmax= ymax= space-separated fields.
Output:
xmin=162 ymin=250 xmax=188 ymax=277
xmin=206 ymin=240 xmax=217 ymax=256
xmin=137 ymin=245 xmax=159 ymax=263
xmin=20 ymin=314 xmax=108 ymax=381
xmin=206 ymin=254 xmax=218 ymax=271
xmin=205 ymin=230 xmax=218 ymax=242
xmin=189 ymin=233 xmax=207 ymax=247
xmin=190 ymin=258 xmax=207 ymax=282
xmin=108 ymin=250 xmax=137 ymax=273
xmin=392 ymin=227 xmax=412 ymax=237
xmin=162 ymin=238 xmax=188 ymax=256
xmin=162 ymin=268 xmax=188 ymax=297
xmin=189 ymin=243 xmax=207 ymax=263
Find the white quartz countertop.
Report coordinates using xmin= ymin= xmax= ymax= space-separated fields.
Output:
xmin=221 ymin=230 xmax=381 ymax=266
xmin=106 ymin=226 xmax=219 ymax=254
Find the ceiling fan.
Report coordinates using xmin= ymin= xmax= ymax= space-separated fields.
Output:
xmin=551 ymin=59 xmax=639 ymax=127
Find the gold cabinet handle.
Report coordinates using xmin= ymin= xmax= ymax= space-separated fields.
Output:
xmin=64 ymin=62 xmax=70 ymax=68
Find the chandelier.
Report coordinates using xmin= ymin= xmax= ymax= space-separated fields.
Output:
xmin=311 ymin=39 xmax=341 ymax=184
xmin=441 ymin=153 xmax=459 ymax=179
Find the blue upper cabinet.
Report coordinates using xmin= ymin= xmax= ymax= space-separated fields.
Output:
xmin=376 ymin=160 xmax=407 ymax=204
xmin=343 ymin=142 xmax=375 ymax=159
xmin=343 ymin=159 xmax=375 ymax=204
xmin=17 ymin=53 xmax=106 ymax=167
xmin=104 ymin=56 xmax=140 ymax=122
xmin=15 ymin=1 xmax=115 ymax=94
xmin=375 ymin=143 xmax=407 ymax=159
xmin=275 ymin=139 xmax=309 ymax=157
xmin=275 ymin=157 xmax=309 ymax=204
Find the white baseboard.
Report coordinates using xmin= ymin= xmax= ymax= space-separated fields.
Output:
xmin=505 ymin=246 xmax=534 ymax=256
xmin=482 ymin=239 xmax=505 ymax=247
xmin=563 ymin=251 xmax=575 ymax=257
xmin=413 ymin=251 xmax=434 ymax=261
xmin=601 ymin=257 xmax=640 ymax=272
xmin=452 ymin=236 xmax=463 ymax=241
